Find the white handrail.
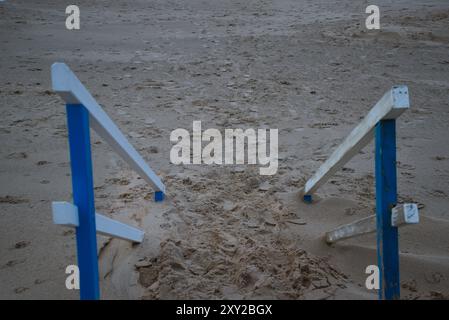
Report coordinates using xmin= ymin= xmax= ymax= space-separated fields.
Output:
xmin=51 ymin=62 xmax=165 ymax=193
xmin=303 ymin=85 xmax=409 ymax=196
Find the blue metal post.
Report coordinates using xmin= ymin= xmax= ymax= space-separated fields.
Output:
xmin=375 ymin=119 xmax=400 ymax=300
xmin=66 ymin=104 xmax=100 ymax=300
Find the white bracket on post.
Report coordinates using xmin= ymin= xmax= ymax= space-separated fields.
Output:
xmin=391 ymin=203 xmax=419 ymax=227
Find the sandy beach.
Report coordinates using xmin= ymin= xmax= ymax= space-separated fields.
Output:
xmin=1 ymin=0 xmax=449 ymax=299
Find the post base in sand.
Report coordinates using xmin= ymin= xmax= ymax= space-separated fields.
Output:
xmin=303 ymin=194 xmax=312 ymax=203
xmin=155 ymin=191 xmax=165 ymax=202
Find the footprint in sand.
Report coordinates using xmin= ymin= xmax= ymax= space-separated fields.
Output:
xmin=13 ymin=240 xmax=31 ymax=249
xmin=14 ymin=287 xmax=29 ymax=294
xmin=6 ymin=152 xmax=27 ymax=160
xmin=0 ymin=196 xmax=29 ymax=204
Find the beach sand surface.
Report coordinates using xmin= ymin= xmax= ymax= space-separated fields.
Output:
xmin=1 ymin=0 xmax=449 ymax=299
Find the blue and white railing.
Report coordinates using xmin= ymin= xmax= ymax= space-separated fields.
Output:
xmin=302 ymin=86 xmax=418 ymax=300
xmin=51 ymin=62 xmax=165 ymax=300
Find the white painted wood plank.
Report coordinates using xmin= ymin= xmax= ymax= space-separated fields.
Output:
xmin=325 ymin=215 xmax=376 ymax=244
xmin=51 ymin=201 xmax=145 ymax=243
xmin=304 ymin=86 xmax=409 ymax=195
xmin=95 ymin=214 xmax=144 ymax=243
xmin=325 ymin=203 xmax=419 ymax=244
xmin=51 ymin=62 xmax=165 ymax=193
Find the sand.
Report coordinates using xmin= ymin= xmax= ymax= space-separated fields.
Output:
xmin=0 ymin=0 xmax=448 ymax=299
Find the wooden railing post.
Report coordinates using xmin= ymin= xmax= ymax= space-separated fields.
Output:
xmin=375 ymin=119 xmax=400 ymax=300
xmin=302 ymin=86 xmax=410 ymax=300
xmin=66 ymin=104 xmax=100 ymax=300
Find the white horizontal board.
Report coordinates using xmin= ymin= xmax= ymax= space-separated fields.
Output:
xmin=51 ymin=62 xmax=165 ymax=193
xmin=325 ymin=203 xmax=419 ymax=244
xmin=52 ymin=201 xmax=144 ymax=243
xmin=95 ymin=214 xmax=144 ymax=243
xmin=304 ymin=86 xmax=409 ymax=195
xmin=325 ymin=215 xmax=376 ymax=244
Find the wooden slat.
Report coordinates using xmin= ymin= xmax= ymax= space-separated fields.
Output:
xmin=325 ymin=215 xmax=376 ymax=244
xmin=95 ymin=214 xmax=144 ymax=243
xmin=51 ymin=62 xmax=165 ymax=193
xmin=52 ymin=201 xmax=145 ymax=243
xmin=304 ymin=86 xmax=409 ymax=196
xmin=325 ymin=203 xmax=419 ymax=244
